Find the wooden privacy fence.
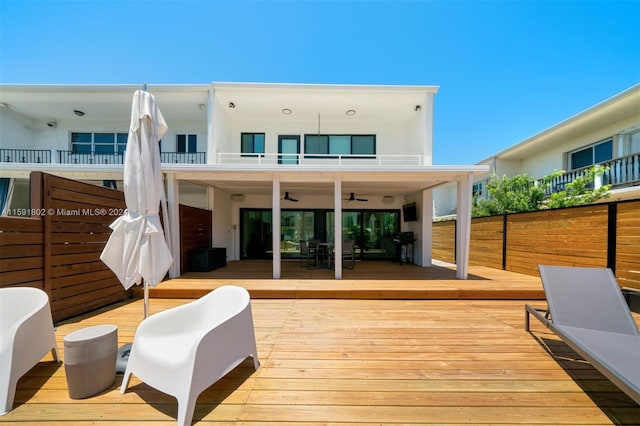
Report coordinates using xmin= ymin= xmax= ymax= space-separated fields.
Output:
xmin=433 ymin=199 xmax=640 ymax=289
xmin=179 ymin=204 xmax=213 ymax=273
xmin=0 ymin=172 xmax=130 ymax=322
xmin=0 ymin=172 xmax=214 ymax=321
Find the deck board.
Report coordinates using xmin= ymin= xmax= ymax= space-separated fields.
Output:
xmin=3 ymin=289 xmax=639 ymax=425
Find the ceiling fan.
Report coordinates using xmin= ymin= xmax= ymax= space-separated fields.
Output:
xmin=282 ymin=192 xmax=299 ymax=202
xmin=344 ymin=192 xmax=368 ymax=202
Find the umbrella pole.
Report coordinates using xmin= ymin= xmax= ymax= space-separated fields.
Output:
xmin=143 ymin=280 xmax=149 ymax=318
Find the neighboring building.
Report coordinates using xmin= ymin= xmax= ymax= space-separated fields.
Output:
xmin=434 ymin=84 xmax=640 ymax=218
xmin=0 ymin=83 xmax=488 ymax=279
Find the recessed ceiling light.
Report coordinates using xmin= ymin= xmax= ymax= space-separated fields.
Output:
xmin=73 ymin=109 xmax=85 ymax=117
xmin=282 ymin=108 xmax=292 ymax=115
xmin=346 ymin=109 xmax=356 ymax=116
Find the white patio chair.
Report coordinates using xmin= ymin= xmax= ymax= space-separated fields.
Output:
xmin=120 ymin=285 xmax=260 ymax=426
xmin=1 ymin=287 xmax=59 ymax=415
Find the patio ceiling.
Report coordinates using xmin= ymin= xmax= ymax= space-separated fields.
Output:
xmin=0 ymin=84 xmax=211 ymax=129
xmin=170 ymin=165 xmax=486 ymax=198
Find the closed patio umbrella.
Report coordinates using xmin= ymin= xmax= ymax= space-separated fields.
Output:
xmin=101 ymin=89 xmax=172 ymax=318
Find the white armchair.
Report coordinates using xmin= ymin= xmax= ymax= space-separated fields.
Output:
xmin=1 ymin=287 xmax=59 ymax=415
xmin=120 ymin=285 xmax=260 ymax=426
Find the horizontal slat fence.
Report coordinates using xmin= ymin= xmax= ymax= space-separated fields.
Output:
xmin=431 ymin=221 xmax=455 ymax=264
xmin=506 ymin=204 xmax=609 ymax=276
xmin=32 ymin=172 xmax=130 ymax=321
xmin=469 ymin=215 xmax=504 ymax=270
xmin=616 ymin=200 xmax=640 ymax=288
xmin=179 ymin=204 xmax=212 ymax=273
xmin=432 ymin=199 xmax=640 ymax=289
xmin=0 ymin=217 xmax=44 ymax=289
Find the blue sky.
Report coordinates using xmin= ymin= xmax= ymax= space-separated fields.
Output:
xmin=1 ymin=0 xmax=638 ymax=165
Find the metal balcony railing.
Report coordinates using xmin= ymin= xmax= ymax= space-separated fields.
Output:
xmin=216 ymin=152 xmax=426 ymax=166
xmin=545 ymin=153 xmax=640 ymax=195
xmin=58 ymin=151 xmax=124 ymax=164
xmin=159 ymin=152 xmax=206 ymax=164
xmin=1 ymin=149 xmax=51 ymax=163
xmin=55 ymin=151 xmax=206 ymax=164
xmin=475 ymin=153 xmax=640 ymax=200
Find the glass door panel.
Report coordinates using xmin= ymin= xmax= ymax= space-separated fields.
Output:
xmin=363 ymin=211 xmax=398 ymax=260
xmin=278 ymin=135 xmax=300 ymax=164
xmin=241 ymin=210 xmax=272 ymax=259
xmin=342 ymin=211 xmax=362 ymax=258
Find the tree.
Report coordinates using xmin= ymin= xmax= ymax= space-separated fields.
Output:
xmin=472 ymin=166 xmax=610 ymax=217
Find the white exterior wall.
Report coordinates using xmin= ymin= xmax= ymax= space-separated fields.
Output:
xmin=520 ymin=115 xmax=639 ymax=178
xmin=0 ymin=109 xmax=37 ymax=149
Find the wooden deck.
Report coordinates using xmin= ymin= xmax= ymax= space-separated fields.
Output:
xmin=148 ymin=260 xmax=546 ymax=300
xmin=3 ymin=265 xmax=639 ymax=424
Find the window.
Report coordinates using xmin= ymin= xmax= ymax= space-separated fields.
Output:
xmin=176 ymin=134 xmax=197 ymax=153
xmin=71 ymin=132 xmax=127 ymax=154
xmin=303 ymin=134 xmax=375 ymax=156
xmin=569 ymin=139 xmax=612 ymax=170
xmin=241 ymin=133 xmax=265 ymax=156
xmin=472 ymin=182 xmax=483 ymax=198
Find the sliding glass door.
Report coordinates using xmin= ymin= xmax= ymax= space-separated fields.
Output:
xmin=240 ymin=208 xmax=399 ymax=260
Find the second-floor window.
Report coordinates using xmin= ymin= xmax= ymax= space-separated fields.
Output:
xmin=569 ymin=139 xmax=612 ymax=170
xmin=177 ymin=134 xmax=197 ymax=153
xmin=71 ymin=132 xmax=128 ymax=154
xmin=241 ymin=133 xmax=265 ymax=156
xmin=304 ymin=134 xmax=376 ymax=156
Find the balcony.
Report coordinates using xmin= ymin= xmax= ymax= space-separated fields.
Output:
xmin=546 ymin=152 xmax=640 ymax=195
xmin=0 ymin=149 xmax=51 ymax=163
xmin=216 ymin=152 xmax=426 ymax=167
xmin=0 ymin=149 xmax=206 ymax=165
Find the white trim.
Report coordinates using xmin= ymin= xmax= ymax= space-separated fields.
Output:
xmin=272 ymin=177 xmax=281 ymax=279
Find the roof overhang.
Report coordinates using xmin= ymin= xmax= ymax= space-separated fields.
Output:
xmin=477 ymin=84 xmax=640 ymax=164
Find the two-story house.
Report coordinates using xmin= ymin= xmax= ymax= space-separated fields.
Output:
xmin=0 ymin=82 xmax=488 ymax=279
xmin=433 ymin=83 xmax=640 ymax=218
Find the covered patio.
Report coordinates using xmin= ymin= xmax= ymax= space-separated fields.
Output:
xmin=4 ymin=265 xmax=639 ymax=424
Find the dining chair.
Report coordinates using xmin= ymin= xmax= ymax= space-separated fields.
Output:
xmin=299 ymin=240 xmax=319 ymax=267
xmin=328 ymin=240 xmax=355 ymax=269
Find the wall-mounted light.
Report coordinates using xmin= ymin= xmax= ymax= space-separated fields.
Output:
xmin=414 ymin=105 xmax=421 ymax=112
xmin=282 ymin=108 xmax=292 ymax=115
xmin=228 ymin=102 xmax=236 ymax=109
xmin=197 ymin=103 xmax=206 ymax=111
xmin=73 ymin=109 xmax=85 ymax=117
xmin=346 ymin=109 xmax=356 ymax=116
xmin=46 ymin=121 xmax=57 ymax=128
xmin=0 ymin=102 xmax=10 ymax=108
xmin=231 ymin=194 xmax=245 ymax=201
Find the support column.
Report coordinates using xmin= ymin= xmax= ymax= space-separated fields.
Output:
xmin=421 ymin=188 xmax=433 ymax=267
xmin=455 ymin=173 xmax=474 ymax=279
xmin=166 ymin=173 xmax=180 ymax=278
xmin=207 ymin=88 xmax=216 ymax=165
xmin=272 ymin=177 xmax=281 ymax=279
xmin=334 ymin=177 xmax=342 ymax=279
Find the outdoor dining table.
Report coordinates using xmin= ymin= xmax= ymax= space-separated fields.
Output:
xmin=315 ymin=242 xmax=334 ymax=268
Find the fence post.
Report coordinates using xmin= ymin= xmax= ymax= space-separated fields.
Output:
xmin=607 ymin=203 xmax=617 ymax=273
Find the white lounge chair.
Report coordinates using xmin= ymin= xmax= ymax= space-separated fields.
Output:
xmin=525 ymin=265 xmax=640 ymax=404
xmin=120 ymin=285 xmax=260 ymax=426
xmin=0 ymin=287 xmax=60 ymax=415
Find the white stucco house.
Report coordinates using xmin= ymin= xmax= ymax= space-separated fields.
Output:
xmin=434 ymin=83 xmax=640 ymax=218
xmin=0 ymin=82 xmax=488 ymax=279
